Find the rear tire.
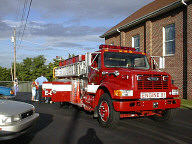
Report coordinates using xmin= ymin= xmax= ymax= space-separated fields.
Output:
xmin=57 ymin=102 xmax=70 ymax=108
xmin=59 ymin=102 xmax=64 ymax=108
xmin=149 ymin=109 xmax=176 ymax=123
xmin=97 ymin=93 xmax=120 ymax=128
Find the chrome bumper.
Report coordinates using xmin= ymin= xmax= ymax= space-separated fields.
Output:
xmin=0 ymin=113 xmax=39 ymax=140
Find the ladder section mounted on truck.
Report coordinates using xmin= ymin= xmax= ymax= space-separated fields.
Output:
xmin=54 ymin=61 xmax=87 ymax=77
xmin=54 ymin=52 xmax=99 ymax=78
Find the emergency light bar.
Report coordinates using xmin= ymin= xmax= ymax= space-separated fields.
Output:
xmin=99 ymin=44 xmax=136 ymax=51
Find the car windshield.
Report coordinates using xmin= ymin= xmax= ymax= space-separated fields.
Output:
xmin=104 ymin=52 xmax=150 ymax=70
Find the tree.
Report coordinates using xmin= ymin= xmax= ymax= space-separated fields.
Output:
xmin=68 ymin=53 xmax=75 ymax=58
xmin=68 ymin=53 xmax=72 ymax=58
xmin=2 ymin=55 xmax=61 ymax=82
xmin=17 ymin=57 xmax=33 ymax=81
xmin=31 ymin=55 xmax=47 ymax=80
xmin=0 ymin=66 xmax=12 ymax=81
xmin=45 ymin=59 xmax=60 ymax=81
xmin=13 ymin=55 xmax=47 ymax=81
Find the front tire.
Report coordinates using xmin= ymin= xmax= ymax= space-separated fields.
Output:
xmin=98 ymin=93 xmax=120 ymax=128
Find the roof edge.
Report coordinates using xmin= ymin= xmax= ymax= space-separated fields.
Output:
xmin=100 ymin=0 xmax=186 ymax=38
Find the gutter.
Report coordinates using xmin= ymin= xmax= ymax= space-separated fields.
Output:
xmin=100 ymin=0 xmax=189 ymax=38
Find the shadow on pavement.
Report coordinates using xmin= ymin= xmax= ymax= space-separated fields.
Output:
xmin=62 ymin=109 xmax=80 ymax=144
xmin=77 ymin=128 xmax=103 ymax=144
xmin=1 ymin=113 xmax=53 ymax=144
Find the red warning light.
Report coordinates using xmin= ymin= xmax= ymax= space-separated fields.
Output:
xmin=99 ymin=44 xmax=136 ymax=51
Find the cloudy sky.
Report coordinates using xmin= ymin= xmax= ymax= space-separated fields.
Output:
xmin=0 ymin=0 xmax=153 ymax=68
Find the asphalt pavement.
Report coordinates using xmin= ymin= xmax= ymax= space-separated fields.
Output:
xmin=1 ymin=92 xmax=192 ymax=144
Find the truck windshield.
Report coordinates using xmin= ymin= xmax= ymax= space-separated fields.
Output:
xmin=104 ymin=52 xmax=150 ymax=69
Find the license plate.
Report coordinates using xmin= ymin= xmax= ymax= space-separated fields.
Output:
xmin=140 ymin=92 xmax=166 ymax=99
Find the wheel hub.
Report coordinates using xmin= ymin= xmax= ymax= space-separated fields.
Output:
xmin=99 ymin=101 xmax=109 ymax=122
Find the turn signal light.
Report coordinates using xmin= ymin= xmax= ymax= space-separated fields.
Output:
xmin=114 ymin=90 xmax=133 ymax=96
xmin=114 ymin=90 xmax=122 ymax=97
xmin=10 ymin=90 xmax=14 ymax=95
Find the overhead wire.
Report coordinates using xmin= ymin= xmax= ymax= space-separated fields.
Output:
xmin=16 ymin=0 xmax=28 ymax=46
xmin=17 ymin=0 xmax=33 ymax=49
xmin=18 ymin=0 xmax=33 ymax=49
xmin=14 ymin=0 xmax=89 ymax=58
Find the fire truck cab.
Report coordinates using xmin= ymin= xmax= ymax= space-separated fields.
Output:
xmin=42 ymin=44 xmax=180 ymax=128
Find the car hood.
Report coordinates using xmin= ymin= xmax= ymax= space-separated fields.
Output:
xmin=0 ymin=100 xmax=34 ymax=116
xmin=0 ymin=86 xmax=12 ymax=91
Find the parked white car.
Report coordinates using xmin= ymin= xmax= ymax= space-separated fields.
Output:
xmin=0 ymin=100 xmax=39 ymax=140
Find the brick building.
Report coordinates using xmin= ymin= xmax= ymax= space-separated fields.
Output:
xmin=100 ymin=0 xmax=192 ymax=99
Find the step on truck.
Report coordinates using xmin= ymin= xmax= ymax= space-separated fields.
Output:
xmin=42 ymin=44 xmax=180 ymax=128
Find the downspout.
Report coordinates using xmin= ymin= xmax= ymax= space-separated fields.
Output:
xmin=182 ymin=0 xmax=188 ymax=99
xmin=117 ymin=29 xmax=121 ymax=46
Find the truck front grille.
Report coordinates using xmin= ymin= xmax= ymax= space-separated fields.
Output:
xmin=137 ymin=74 xmax=168 ymax=90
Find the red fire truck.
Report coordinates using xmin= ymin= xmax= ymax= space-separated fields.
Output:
xmin=42 ymin=44 xmax=180 ymax=128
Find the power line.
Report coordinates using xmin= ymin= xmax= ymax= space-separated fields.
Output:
xmin=18 ymin=0 xmax=33 ymax=49
xmin=16 ymin=0 xmax=28 ymax=46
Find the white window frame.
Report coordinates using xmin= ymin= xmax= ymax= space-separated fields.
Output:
xmin=132 ymin=35 xmax=140 ymax=52
xmin=163 ymin=24 xmax=175 ymax=56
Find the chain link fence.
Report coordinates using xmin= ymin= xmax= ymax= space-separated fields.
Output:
xmin=0 ymin=81 xmax=33 ymax=92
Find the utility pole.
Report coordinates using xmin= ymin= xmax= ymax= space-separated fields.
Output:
xmin=13 ymin=27 xmax=16 ymax=80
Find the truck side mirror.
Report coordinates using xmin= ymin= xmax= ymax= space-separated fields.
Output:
xmin=85 ymin=52 xmax=92 ymax=66
xmin=150 ymin=56 xmax=165 ymax=70
xmin=159 ymin=57 xmax=165 ymax=69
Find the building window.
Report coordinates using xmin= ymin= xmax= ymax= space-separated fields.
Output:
xmin=132 ymin=35 xmax=140 ymax=51
xmin=110 ymin=42 xmax=114 ymax=45
xmin=164 ymin=24 xmax=175 ymax=55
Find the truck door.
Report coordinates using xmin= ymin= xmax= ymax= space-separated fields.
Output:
xmin=89 ymin=54 xmax=102 ymax=85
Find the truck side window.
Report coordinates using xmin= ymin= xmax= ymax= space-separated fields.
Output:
xmin=134 ymin=57 xmax=146 ymax=68
xmin=98 ymin=55 xmax=101 ymax=69
xmin=92 ymin=54 xmax=100 ymax=70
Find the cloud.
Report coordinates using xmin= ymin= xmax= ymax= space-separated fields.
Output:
xmin=0 ymin=52 xmax=13 ymax=68
xmin=0 ymin=20 xmax=105 ymax=47
xmin=0 ymin=0 xmax=154 ymax=20
xmin=0 ymin=0 xmax=154 ymax=68
xmin=50 ymin=42 xmax=82 ymax=48
xmin=31 ymin=0 xmax=154 ymax=19
xmin=27 ymin=22 xmax=108 ymax=37
xmin=0 ymin=0 xmax=18 ymax=19
xmin=0 ymin=21 xmax=13 ymax=39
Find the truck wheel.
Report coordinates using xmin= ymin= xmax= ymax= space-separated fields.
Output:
xmin=59 ymin=102 xmax=64 ymax=108
xmin=149 ymin=109 xmax=176 ymax=123
xmin=57 ymin=102 xmax=69 ymax=108
xmin=98 ymin=93 xmax=120 ymax=128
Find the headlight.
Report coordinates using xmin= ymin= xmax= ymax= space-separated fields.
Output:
xmin=172 ymin=89 xmax=179 ymax=95
xmin=2 ymin=115 xmax=21 ymax=124
xmin=114 ymin=90 xmax=133 ymax=96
